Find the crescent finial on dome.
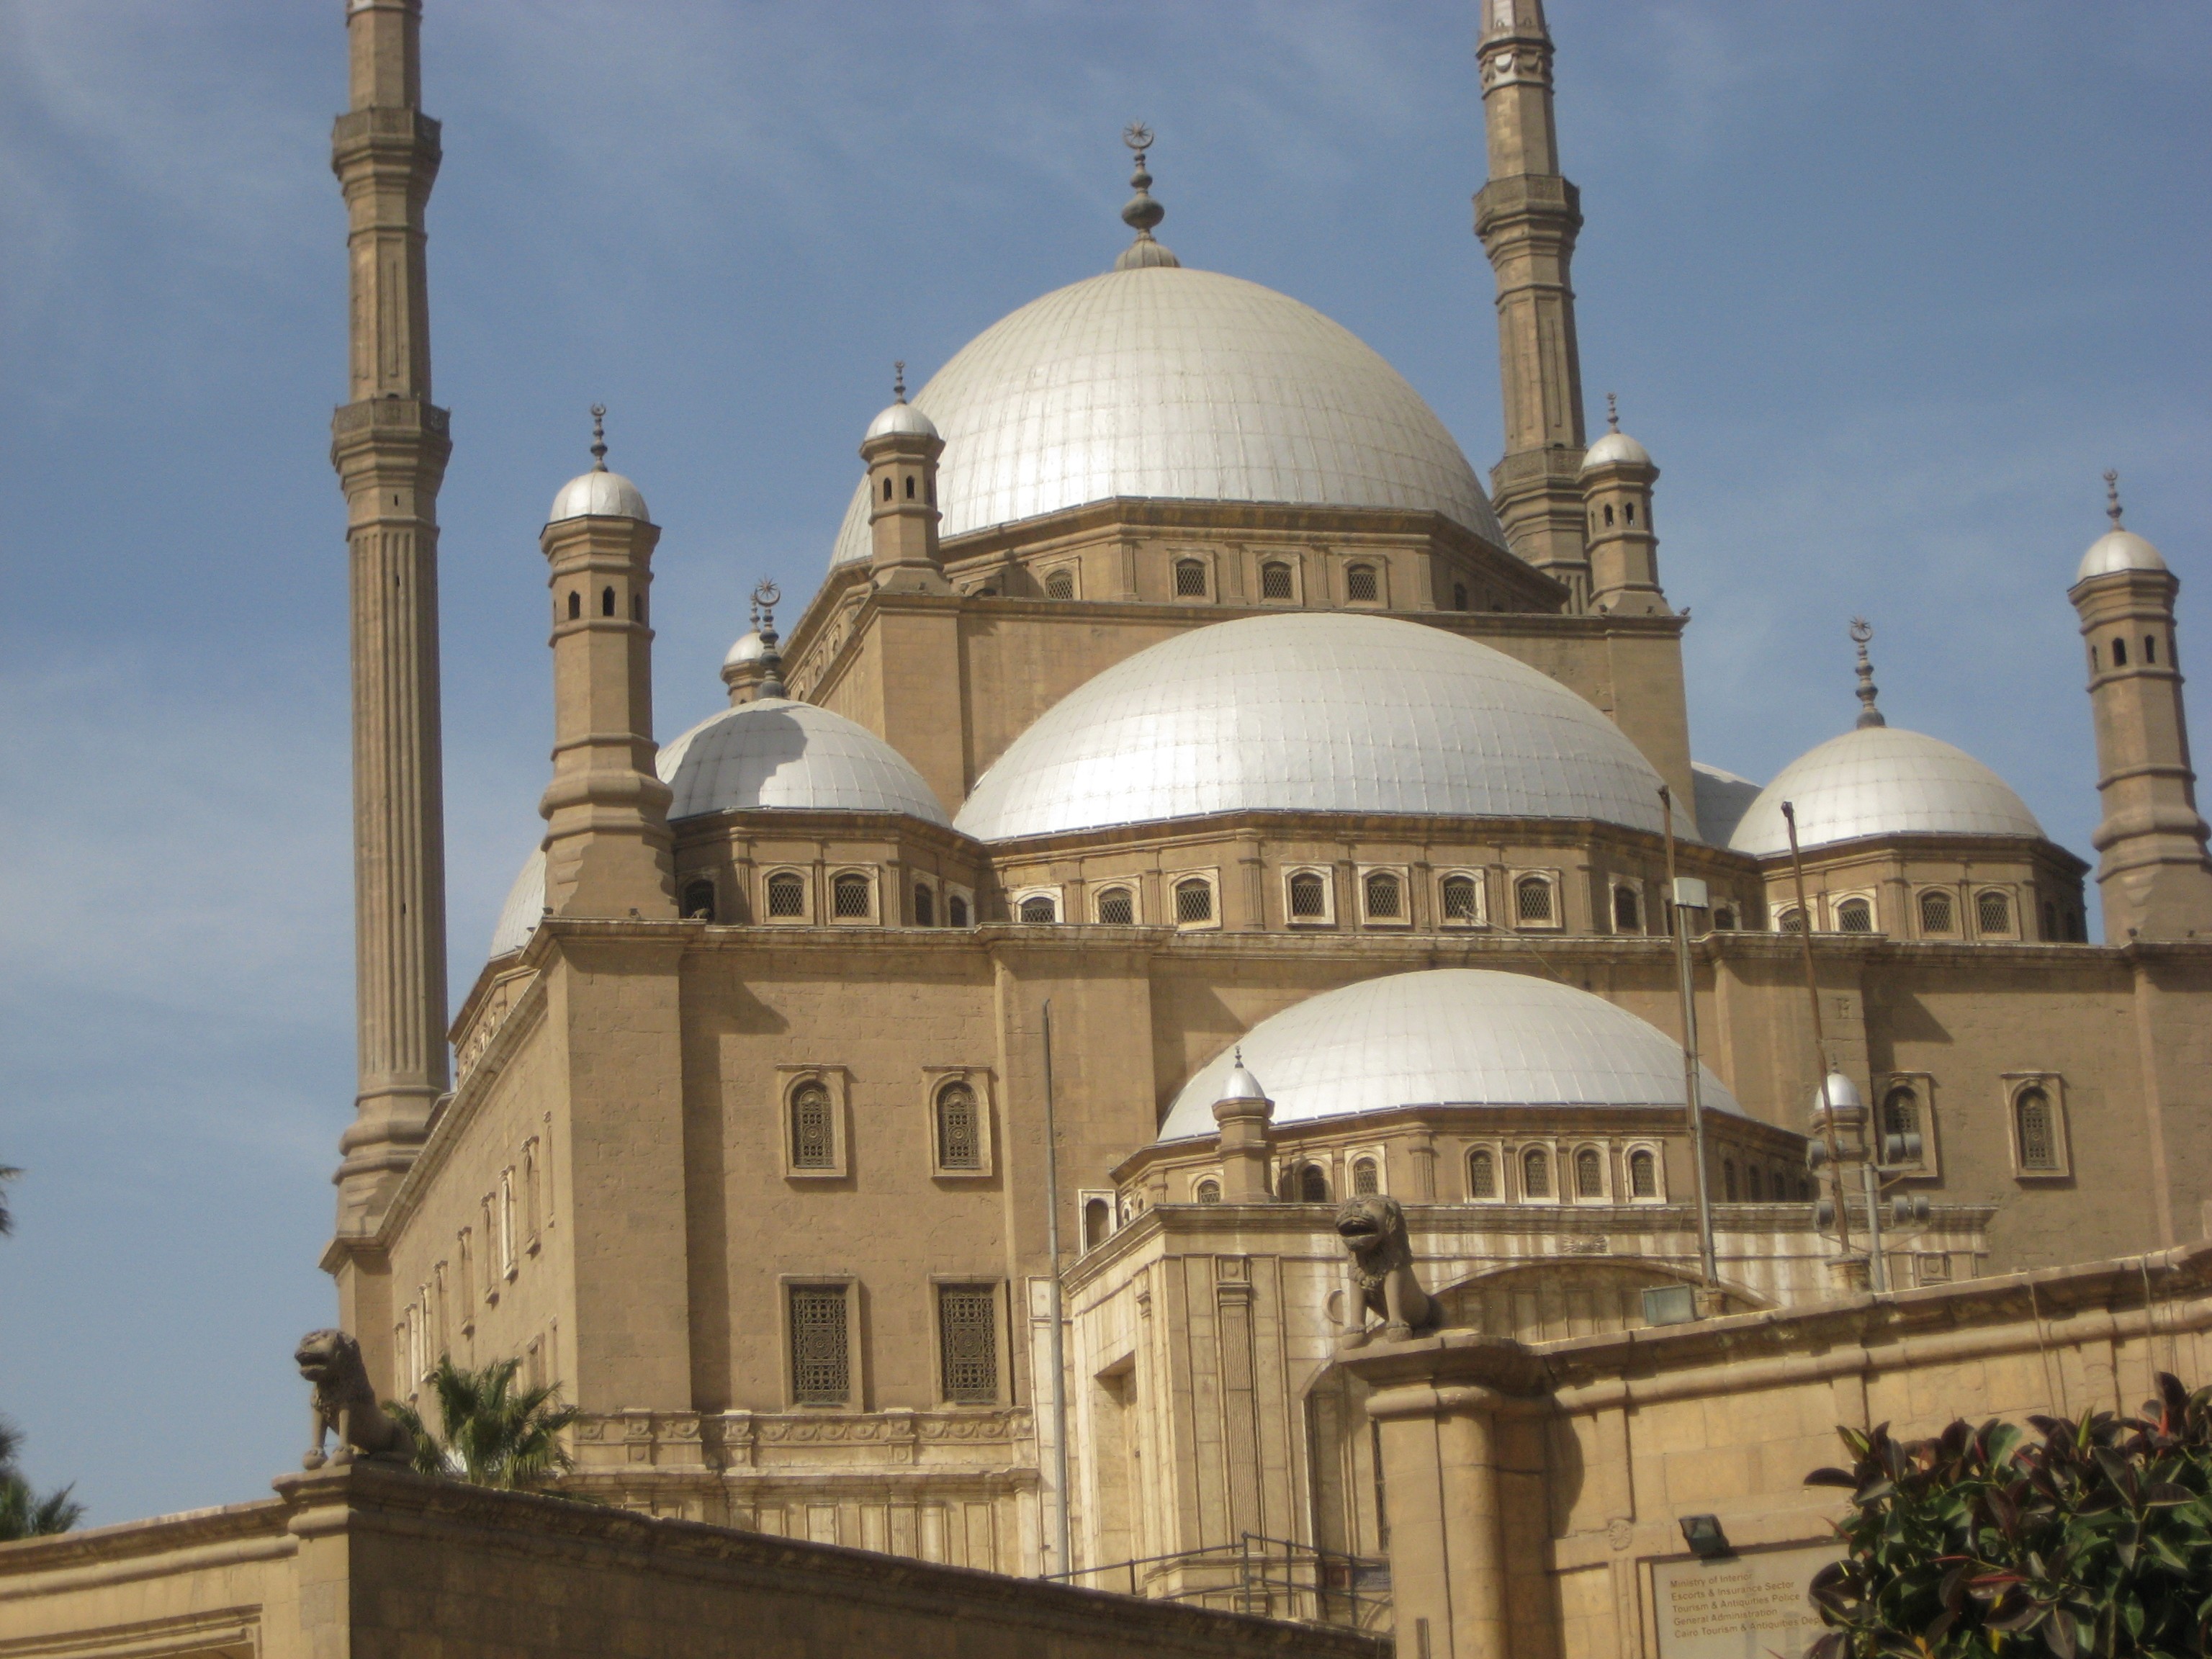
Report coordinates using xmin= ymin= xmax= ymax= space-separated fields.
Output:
xmin=1115 ymin=122 xmax=1180 ymax=271
xmin=1850 ymin=617 xmax=1884 ymax=729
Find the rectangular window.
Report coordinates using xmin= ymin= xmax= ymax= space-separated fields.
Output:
xmin=788 ymin=1285 xmax=851 ymax=1406
xmin=498 ymin=1169 xmax=517 ymax=1276
xmin=938 ymin=1285 xmax=999 ymax=1405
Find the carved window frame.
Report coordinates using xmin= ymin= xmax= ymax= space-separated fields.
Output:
xmin=1346 ymin=1146 xmax=1387 ymax=1197
xmin=776 ymin=1064 xmax=850 ymax=1181
xmin=1040 ymin=563 xmax=1079 ymax=601
xmin=1465 ymin=1141 xmax=1505 ymax=1202
xmin=1339 ymin=556 xmax=1388 ymax=608
xmin=1508 ymin=868 xmax=1563 ymax=931
xmin=1568 ymin=1141 xmax=1611 ymax=1202
xmin=1973 ymin=886 xmax=2020 ymax=941
xmin=931 ymin=1277 xmax=1009 ymax=1408
xmin=1166 ymin=867 xmax=1222 ymax=932
xmin=1169 ymin=548 xmax=1216 ymax=603
xmin=1623 ymin=1141 xmax=1666 ymax=1203
xmin=1356 ymin=863 xmax=1413 ymax=929
xmin=827 ymin=866 xmax=878 ymax=925
xmin=1012 ymin=884 xmax=1062 ymax=925
xmin=1875 ymin=1071 xmax=1941 ymax=1179
xmin=521 ymin=1136 xmax=544 ymax=1254
xmin=1513 ymin=1140 xmax=1560 ymax=1205
xmin=1254 ymin=550 xmax=1303 ymax=606
xmin=781 ymin=1275 xmax=862 ymax=1411
xmin=1607 ymin=877 xmax=1646 ymax=936
xmin=1092 ymin=882 xmax=1141 ymax=925
xmin=922 ymin=1066 xmax=994 ymax=1180
xmin=679 ymin=873 xmax=719 ymax=922
xmin=1078 ymin=1188 xmax=1118 ymax=1249
xmin=2004 ymin=1072 xmax=2070 ymax=1181
xmin=1282 ymin=864 xmax=1336 ymax=928
xmin=944 ymin=883 xmax=976 ymax=928
xmin=1830 ymin=889 xmax=1879 ymax=935
xmin=1436 ymin=867 xmax=1488 ymax=929
xmin=762 ymin=865 xmax=812 ymax=925
xmin=1915 ymin=885 xmax=1961 ymax=939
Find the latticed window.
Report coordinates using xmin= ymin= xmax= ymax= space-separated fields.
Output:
xmin=1778 ymin=908 xmax=1806 ymax=934
xmin=790 ymin=1082 xmax=834 ymax=1169
xmin=1344 ymin=563 xmax=1379 ymax=602
xmin=1712 ymin=907 xmax=1737 ymax=931
xmin=1298 ymin=1164 xmax=1329 ymax=1204
xmin=681 ymin=878 xmax=716 ymax=921
xmin=1352 ymin=1158 xmax=1380 ymax=1197
xmin=1289 ymin=871 xmax=1328 ymax=920
xmin=1195 ymin=1179 xmax=1221 ymax=1205
xmin=1977 ymin=890 xmax=2011 ymax=935
xmin=913 ymin=883 xmax=935 ymax=927
xmin=1515 ymin=876 xmax=1553 ymax=924
xmin=1628 ymin=1149 xmax=1658 ymax=1198
xmin=936 ymin=1081 xmax=981 ymax=1170
xmin=1363 ymin=871 xmax=1402 ymax=920
xmin=1612 ymin=886 xmax=1640 ymax=932
xmin=1838 ymin=897 xmax=1873 ymax=933
xmin=2015 ymin=1087 xmax=2059 ymax=1170
xmin=767 ymin=871 xmax=806 ymax=917
xmin=1575 ymin=1147 xmax=1604 ymax=1198
xmin=1468 ymin=1148 xmax=1497 ymax=1199
xmin=1175 ymin=879 xmax=1214 ymax=925
xmin=1174 ymin=559 xmax=1208 ymax=597
xmin=1521 ymin=1148 xmax=1551 ymax=1199
xmin=938 ymin=1285 xmax=999 ymax=1405
xmin=1094 ymin=886 xmax=1134 ymax=925
xmin=1261 ymin=562 xmax=1294 ymax=601
xmin=1881 ymin=1087 xmax=1920 ymax=1143
xmin=1019 ymin=894 xmax=1058 ymax=924
xmin=1441 ymin=874 xmax=1480 ymax=922
xmin=948 ymin=894 xmax=970 ymax=927
xmin=1919 ymin=890 xmax=1955 ymax=934
xmin=788 ymin=1287 xmax=850 ymax=1405
xmin=832 ymin=871 xmax=872 ymax=919
xmin=1044 ymin=567 xmax=1076 ymax=600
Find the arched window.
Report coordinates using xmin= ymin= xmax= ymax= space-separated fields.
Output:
xmin=912 ymin=883 xmax=935 ymax=927
xmin=1514 ymin=875 xmax=1554 ymax=925
xmin=1467 ymin=1148 xmax=1497 ymax=1199
xmin=1018 ymin=894 xmax=1058 ymax=925
xmin=1837 ymin=896 xmax=1874 ymax=933
xmin=680 ymin=878 xmax=716 ymax=922
xmin=1095 ymin=886 xmax=1135 ymax=925
xmin=1521 ymin=1147 xmax=1552 ymax=1199
xmin=948 ymin=894 xmax=970 ymax=927
xmin=1712 ymin=906 xmax=1737 ymax=930
xmin=1574 ymin=1146 xmax=1604 ymax=1199
xmin=1976 ymin=890 xmax=2011 ymax=936
xmin=1880 ymin=1086 xmax=1921 ymax=1165
xmin=1195 ymin=1179 xmax=1221 ymax=1206
xmin=2041 ymin=899 xmax=2057 ymax=941
xmin=936 ymin=1080 xmax=982 ymax=1170
xmin=1747 ymin=1166 xmax=1765 ymax=1200
xmin=882 ymin=476 xmax=894 ymax=500
xmin=904 ymin=475 xmax=916 ymax=500
xmin=1452 ymin=583 xmax=1469 ymax=611
xmin=2112 ymin=637 xmax=2128 ymax=667
xmin=1044 ymin=567 xmax=1075 ymax=600
xmin=1174 ymin=878 xmax=1214 ymax=925
xmin=1352 ymin=1158 xmax=1380 ymax=1197
xmin=567 ymin=590 xmax=581 ymax=620
xmin=2145 ymin=634 xmax=2158 ymax=665
xmin=1627 ymin=1148 xmax=1658 ymax=1198
xmin=1624 ymin=500 xmax=1637 ymax=526
xmin=1288 ymin=870 xmax=1328 ymax=921
xmin=2015 ymin=1087 xmax=2059 ymax=1171
xmin=1362 ymin=870 xmax=1403 ymax=921
xmin=1722 ymin=1159 xmax=1739 ymax=1200
xmin=1603 ymin=503 xmax=1615 ymax=527
xmin=601 ymin=586 xmax=616 ymax=617
xmin=1778 ymin=907 xmax=1806 ymax=933
xmin=1441 ymin=873 xmax=1480 ymax=923
xmin=765 ymin=871 xmax=806 ymax=918
xmin=1918 ymin=890 xmax=1956 ymax=935
xmin=1344 ymin=563 xmax=1379 ymax=603
xmin=631 ymin=593 xmax=644 ymax=621
xmin=1174 ymin=558 xmax=1208 ymax=597
xmin=1261 ymin=561 xmax=1294 ymax=601
xmin=789 ymin=1081 xmax=834 ymax=1169
xmin=1084 ymin=1197 xmax=1111 ymax=1249
xmin=832 ymin=871 xmax=873 ymax=919
xmin=1612 ymin=886 xmax=1641 ymax=932
xmin=1298 ymin=1164 xmax=1330 ymax=1204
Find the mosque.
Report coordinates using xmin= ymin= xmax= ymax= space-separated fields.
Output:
xmin=317 ymin=0 xmax=2212 ymax=1619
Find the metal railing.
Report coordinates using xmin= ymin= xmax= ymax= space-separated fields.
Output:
xmin=1047 ymin=1533 xmax=1390 ymax=1629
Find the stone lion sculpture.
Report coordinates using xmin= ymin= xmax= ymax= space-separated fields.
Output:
xmin=297 ymin=1328 xmax=415 ymax=1469
xmin=1335 ymin=1194 xmax=1438 ymax=1343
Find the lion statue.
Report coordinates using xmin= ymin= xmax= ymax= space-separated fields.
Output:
xmin=1335 ymin=1195 xmax=1437 ymax=1343
xmin=297 ymin=1328 xmax=415 ymax=1469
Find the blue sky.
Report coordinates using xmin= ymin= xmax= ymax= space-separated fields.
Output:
xmin=1 ymin=0 xmax=2206 ymax=1526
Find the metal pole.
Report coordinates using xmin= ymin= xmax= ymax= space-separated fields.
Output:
xmin=1862 ymin=1159 xmax=1888 ymax=1292
xmin=1660 ymin=788 xmax=1718 ymax=1288
xmin=1040 ymin=1002 xmax=1074 ymax=1581
xmin=1782 ymin=802 xmax=1854 ymax=1259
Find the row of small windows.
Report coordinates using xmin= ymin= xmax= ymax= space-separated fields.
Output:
xmin=680 ymin=870 xmax=974 ymax=929
xmin=1774 ymin=888 xmax=2034 ymax=939
xmin=562 ymin=588 xmax=644 ymax=621
xmin=2092 ymin=633 xmax=2165 ymax=672
xmin=1465 ymin=1143 xmax=1662 ymax=1202
xmin=1164 ymin=558 xmax=1382 ymax=603
xmin=788 ymin=1281 xmax=999 ymax=1408
xmin=786 ymin=1074 xmax=988 ymax=1178
xmin=1588 ymin=499 xmax=1639 ymax=531
xmin=878 ymin=472 xmax=935 ymax=503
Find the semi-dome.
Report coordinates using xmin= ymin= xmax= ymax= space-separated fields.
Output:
xmin=549 ymin=467 xmax=649 ymax=523
xmin=1727 ymin=726 xmax=2042 ymax=857
xmin=2077 ymin=527 xmax=2166 ymax=582
xmin=489 ymin=846 xmax=548 ymax=958
xmin=829 ymin=265 xmax=1505 ymax=567
xmin=1692 ymin=761 xmax=1763 ymax=848
xmin=657 ymin=698 xmax=949 ymax=824
xmin=953 ymin=612 xmax=1668 ymax=842
xmin=1156 ymin=968 xmax=1743 ymax=1141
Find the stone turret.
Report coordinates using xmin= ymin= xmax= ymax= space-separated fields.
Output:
xmin=861 ymin=365 xmax=951 ymax=595
xmin=1211 ymin=1054 xmax=1276 ymax=1202
xmin=1580 ymin=394 xmax=1667 ymax=616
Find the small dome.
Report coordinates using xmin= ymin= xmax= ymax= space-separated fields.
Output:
xmin=489 ymin=846 xmax=547 ymax=958
xmin=549 ymin=467 xmax=649 ymax=523
xmin=953 ymin=613 xmax=1668 ymax=842
xmin=1157 ymin=968 xmax=1743 ymax=1142
xmin=721 ymin=630 xmax=765 ymax=669
xmin=1809 ymin=1071 xmax=1865 ymax=1128
xmin=1218 ymin=1061 xmax=1269 ymax=1105
xmin=1581 ymin=429 xmax=1651 ymax=470
xmin=2077 ymin=528 xmax=2167 ymax=582
xmin=657 ymin=698 xmax=949 ymax=824
xmin=864 ymin=400 xmax=940 ymax=443
xmin=1727 ymin=725 xmax=2042 ymax=857
xmin=1692 ymin=762 xmax=1763 ymax=848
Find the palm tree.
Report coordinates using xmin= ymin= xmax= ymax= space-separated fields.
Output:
xmin=385 ymin=1357 xmax=579 ymax=1491
xmin=0 ymin=1416 xmax=84 ymax=1540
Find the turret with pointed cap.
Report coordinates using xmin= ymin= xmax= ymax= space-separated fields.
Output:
xmin=1212 ymin=1048 xmax=1275 ymax=1202
xmin=1579 ymin=392 xmax=1667 ymax=615
xmin=861 ymin=363 xmax=951 ymax=594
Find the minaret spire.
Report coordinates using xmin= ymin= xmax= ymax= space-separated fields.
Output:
xmin=1114 ymin=123 xmax=1179 ymax=271
xmin=1475 ymin=0 xmax=1593 ymax=601
xmin=1850 ymin=619 xmax=1885 ymax=729
xmin=329 ymin=0 xmax=451 ymax=1241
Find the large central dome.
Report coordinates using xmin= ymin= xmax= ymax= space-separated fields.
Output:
xmin=830 ymin=265 xmax=1504 ymax=566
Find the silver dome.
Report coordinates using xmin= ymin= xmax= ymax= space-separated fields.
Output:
xmin=1580 ymin=429 xmax=1651 ymax=470
xmin=864 ymin=400 xmax=940 ymax=442
xmin=1157 ymin=968 xmax=1743 ymax=1142
xmin=1727 ymin=725 xmax=2042 ymax=857
xmin=489 ymin=845 xmax=547 ymax=958
xmin=829 ymin=266 xmax=1505 ymax=567
xmin=658 ymin=697 xmax=949 ymax=824
xmin=549 ymin=467 xmax=649 ymax=523
xmin=952 ymin=612 xmax=1668 ymax=842
xmin=2077 ymin=527 xmax=2167 ymax=582
xmin=721 ymin=629 xmax=765 ymax=668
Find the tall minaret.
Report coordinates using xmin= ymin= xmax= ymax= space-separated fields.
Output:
xmin=2070 ymin=474 xmax=2212 ymax=940
xmin=1474 ymin=0 xmax=1591 ymax=602
xmin=330 ymin=0 xmax=450 ymax=1234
